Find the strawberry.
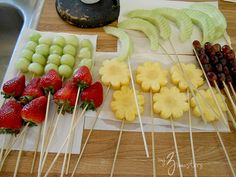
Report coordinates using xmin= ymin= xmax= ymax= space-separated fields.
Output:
xmin=73 ymin=66 xmax=92 ymax=90
xmin=0 ymin=100 xmax=23 ymax=134
xmin=21 ymin=96 xmax=47 ymax=124
xmin=39 ymin=69 xmax=62 ymax=95
xmin=20 ymin=78 xmax=44 ymax=104
xmin=80 ymin=82 xmax=103 ymax=110
xmin=53 ymin=80 xmax=78 ymax=113
xmin=2 ymin=75 xmax=25 ymax=98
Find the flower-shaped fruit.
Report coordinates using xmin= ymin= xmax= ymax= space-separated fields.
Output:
xmin=191 ymin=89 xmax=227 ymax=122
xmin=153 ymin=87 xmax=189 ymax=119
xmin=171 ymin=63 xmax=204 ymax=91
xmin=111 ymin=86 xmax=144 ymax=122
xmin=136 ymin=62 xmax=168 ymax=92
xmin=99 ymin=60 xmax=130 ymax=89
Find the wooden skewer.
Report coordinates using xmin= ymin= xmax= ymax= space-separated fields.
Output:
xmin=13 ymin=129 xmax=27 ymax=177
xmin=43 ymin=105 xmax=88 ymax=177
xmin=71 ymin=86 xmax=110 ymax=177
xmin=222 ymin=81 xmax=236 ymax=115
xmin=128 ymin=58 xmax=149 ymax=158
xmin=65 ymin=128 xmax=75 ymax=175
xmin=60 ymin=87 xmax=81 ymax=177
xmin=170 ymin=117 xmax=183 ymax=177
xmin=110 ymin=119 xmax=125 ymax=177
xmin=229 ymin=83 xmax=236 ymax=101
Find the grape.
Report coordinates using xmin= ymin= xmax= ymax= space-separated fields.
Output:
xmin=215 ymin=63 xmax=223 ymax=73
xmin=50 ymin=45 xmax=63 ymax=55
xmin=199 ymin=54 xmax=209 ymax=64
xmin=45 ymin=63 xmax=58 ymax=73
xmin=65 ymin=35 xmax=78 ymax=47
xmin=58 ymin=65 xmax=72 ymax=78
xmin=204 ymin=42 xmax=212 ymax=52
xmin=225 ymin=50 xmax=235 ymax=61
xmin=231 ymin=67 xmax=236 ymax=76
xmin=196 ymin=48 xmax=205 ymax=55
xmin=29 ymin=32 xmax=41 ymax=43
xmin=217 ymin=73 xmax=226 ymax=82
xmin=226 ymin=75 xmax=233 ymax=83
xmin=80 ymin=39 xmax=93 ymax=51
xmin=216 ymin=51 xmax=224 ymax=59
xmin=16 ymin=58 xmax=30 ymax=73
xmin=203 ymin=64 xmax=213 ymax=73
xmin=212 ymin=43 xmax=221 ymax=52
xmin=223 ymin=66 xmax=230 ymax=75
xmin=222 ymin=45 xmax=231 ymax=54
xmin=210 ymin=55 xmax=219 ymax=64
xmin=21 ymin=49 xmax=34 ymax=61
xmin=78 ymin=47 xmax=91 ymax=59
xmin=220 ymin=58 xmax=227 ymax=66
xmin=48 ymin=54 xmax=61 ymax=66
xmin=60 ymin=54 xmax=75 ymax=67
xmin=28 ymin=63 xmax=44 ymax=76
xmin=25 ymin=41 xmax=38 ymax=52
xmin=53 ymin=36 xmax=65 ymax=47
xmin=63 ymin=44 xmax=76 ymax=56
xmin=207 ymin=72 xmax=217 ymax=82
xmin=32 ymin=53 xmax=47 ymax=66
xmin=35 ymin=44 xmax=50 ymax=57
xmin=77 ymin=58 xmax=93 ymax=70
xmin=39 ymin=36 xmax=52 ymax=46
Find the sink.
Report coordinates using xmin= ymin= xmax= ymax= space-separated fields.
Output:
xmin=0 ymin=0 xmax=45 ymax=85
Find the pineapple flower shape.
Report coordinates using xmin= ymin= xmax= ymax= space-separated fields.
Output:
xmin=153 ymin=87 xmax=189 ymax=119
xmin=191 ymin=89 xmax=227 ymax=123
xmin=136 ymin=61 xmax=168 ymax=92
xmin=171 ymin=63 xmax=204 ymax=91
xmin=111 ymin=86 xmax=145 ymax=122
xmin=99 ymin=59 xmax=130 ymax=89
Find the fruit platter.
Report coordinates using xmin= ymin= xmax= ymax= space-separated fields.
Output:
xmin=1 ymin=0 xmax=236 ymax=177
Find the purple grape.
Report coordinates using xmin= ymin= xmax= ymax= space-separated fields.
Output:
xmin=204 ymin=42 xmax=212 ymax=51
xmin=222 ymin=45 xmax=231 ymax=54
xmin=226 ymin=75 xmax=233 ymax=83
xmin=216 ymin=63 xmax=223 ymax=73
xmin=217 ymin=73 xmax=226 ymax=82
xmin=220 ymin=58 xmax=227 ymax=66
xmin=231 ymin=67 xmax=236 ymax=75
xmin=213 ymin=43 xmax=221 ymax=52
xmin=193 ymin=40 xmax=201 ymax=49
xmin=207 ymin=72 xmax=217 ymax=82
xmin=210 ymin=56 xmax=219 ymax=64
xmin=223 ymin=66 xmax=230 ymax=75
xmin=226 ymin=50 xmax=235 ymax=61
xmin=200 ymin=55 xmax=210 ymax=64
xmin=203 ymin=64 xmax=213 ymax=72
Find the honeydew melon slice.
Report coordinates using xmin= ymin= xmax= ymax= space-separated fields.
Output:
xmin=190 ymin=3 xmax=227 ymax=40
xmin=127 ymin=9 xmax=171 ymax=40
xmin=153 ymin=8 xmax=192 ymax=42
xmin=182 ymin=9 xmax=216 ymax=43
xmin=118 ymin=18 xmax=159 ymax=50
xmin=103 ymin=26 xmax=132 ymax=61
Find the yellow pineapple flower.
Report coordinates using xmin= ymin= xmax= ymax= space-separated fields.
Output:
xmin=191 ymin=89 xmax=227 ymax=122
xmin=111 ymin=86 xmax=145 ymax=122
xmin=153 ymin=87 xmax=189 ymax=119
xmin=136 ymin=61 xmax=168 ymax=92
xmin=171 ymin=63 xmax=204 ymax=91
xmin=99 ymin=60 xmax=130 ymax=89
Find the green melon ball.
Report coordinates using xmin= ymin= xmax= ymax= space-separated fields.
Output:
xmin=63 ymin=44 xmax=76 ymax=56
xmin=77 ymin=58 xmax=93 ymax=70
xmin=16 ymin=58 xmax=31 ymax=73
xmin=38 ymin=36 xmax=52 ymax=46
xmin=53 ymin=36 xmax=65 ymax=47
xmin=32 ymin=53 xmax=47 ymax=66
xmin=47 ymin=54 xmax=61 ymax=66
xmin=25 ymin=41 xmax=38 ymax=52
xmin=50 ymin=45 xmax=63 ymax=55
xmin=78 ymin=47 xmax=91 ymax=59
xmin=58 ymin=65 xmax=73 ymax=78
xmin=80 ymin=39 xmax=93 ymax=51
xmin=45 ymin=63 xmax=58 ymax=73
xmin=65 ymin=35 xmax=78 ymax=47
xmin=35 ymin=44 xmax=50 ymax=57
xmin=60 ymin=54 xmax=75 ymax=68
xmin=28 ymin=62 xmax=44 ymax=76
xmin=29 ymin=32 xmax=41 ymax=43
xmin=21 ymin=49 xmax=34 ymax=61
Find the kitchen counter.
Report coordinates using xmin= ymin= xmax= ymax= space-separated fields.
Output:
xmin=1 ymin=0 xmax=236 ymax=176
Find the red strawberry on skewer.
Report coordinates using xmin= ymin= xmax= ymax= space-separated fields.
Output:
xmin=0 ymin=100 xmax=23 ymax=134
xmin=73 ymin=66 xmax=92 ymax=90
xmin=21 ymin=96 xmax=47 ymax=125
xmin=39 ymin=69 xmax=62 ymax=95
xmin=80 ymin=81 xmax=103 ymax=110
xmin=2 ymin=75 xmax=25 ymax=98
xmin=20 ymin=78 xmax=44 ymax=104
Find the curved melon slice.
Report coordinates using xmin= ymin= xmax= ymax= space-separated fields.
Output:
xmin=190 ymin=3 xmax=227 ymax=40
xmin=127 ymin=9 xmax=171 ymax=40
xmin=153 ymin=8 xmax=192 ymax=42
xmin=103 ymin=26 xmax=132 ymax=61
xmin=118 ymin=18 xmax=159 ymax=50
xmin=182 ymin=9 xmax=216 ymax=43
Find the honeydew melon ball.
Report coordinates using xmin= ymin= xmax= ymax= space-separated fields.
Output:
xmin=35 ymin=44 xmax=50 ymax=57
xmin=53 ymin=36 xmax=65 ymax=48
xmin=16 ymin=58 xmax=31 ymax=73
xmin=77 ymin=58 xmax=93 ymax=70
xmin=78 ymin=47 xmax=91 ymax=59
xmin=29 ymin=32 xmax=41 ymax=43
xmin=25 ymin=41 xmax=38 ymax=52
xmin=45 ymin=63 xmax=58 ymax=73
xmin=32 ymin=53 xmax=47 ymax=66
xmin=28 ymin=62 xmax=44 ymax=76
xmin=38 ymin=36 xmax=52 ymax=46
xmin=61 ymin=54 xmax=75 ymax=67
xmin=21 ymin=49 xmax=34 ymax=61
xmin=63 ymin=44 xmax=76 ymax=56
xmin=65 ymin=35 xmax=78 ymax=47
xmin=47 ymin=54 xmax=61 ymax=66
xmin=50 ymin=45 xmax=63 ymax=55
xmin=80 ymin=39 xmax=93 ymax=51
xmin=58 ymin=65 xmax=73 ymax=78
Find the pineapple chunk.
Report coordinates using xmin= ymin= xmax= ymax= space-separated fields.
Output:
xmin=191 ymin=89 xmax=227 ymax=122
xmin=111 ymin=86 xmax=145 ymax=122
xmin=99 ymin=60 xmax=130 ymax=89
xmin=153 ymin=87 xmax=189 ymax=119
xmin=171 ymin=63 xmax=204 ymax=91
xmin=136 ymin=61 xmax=168 ymax=92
